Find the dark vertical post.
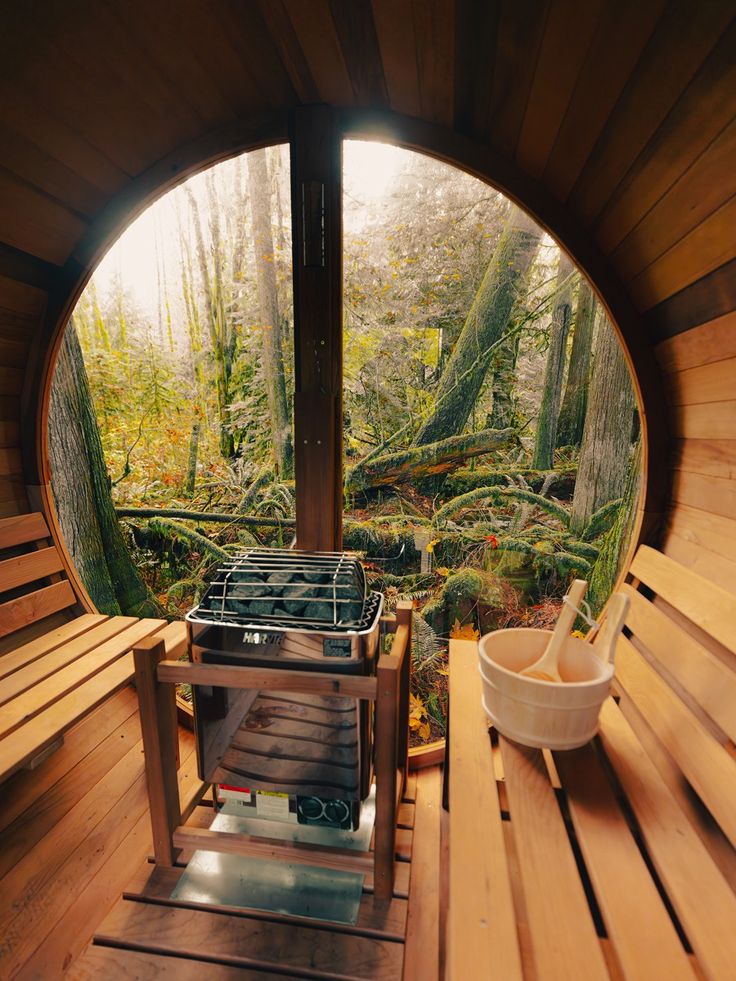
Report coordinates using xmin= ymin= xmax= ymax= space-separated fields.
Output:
xmin=290 ymin=105 xmax=343 ymax=551
xmin=133 ymin=635 xmax=181 ymax=866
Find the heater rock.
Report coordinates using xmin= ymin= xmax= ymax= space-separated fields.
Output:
xmin=248 ymin=600 xmax=275 ymax=618
xmin=309 ymin=602 xmax=336 ymax=623
xmin=231 ymin=582 xmax=268 ymax=599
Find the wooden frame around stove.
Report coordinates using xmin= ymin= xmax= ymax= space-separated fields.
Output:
xmin=132 ymin=601 xmax=412 ymax=901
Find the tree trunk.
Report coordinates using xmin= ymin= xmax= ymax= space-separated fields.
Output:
xmin=346 ymin=427 xmax=514 ymax=492
xmin=48 ymin=325 xmax=159 ymax=616
xmin=557 ymin=279 xmax=595 ymax=448
xmin=570 ymin=319 xmax=635 ymax=536
xmin=185 ymin=421 xmax=200 ymax=496
xmin=187 ymin=182 xmax=235 ymax=459
xmin=589 ymin=438 xmax=642 ymax=615
xmin=247 ymin=148 xmax=293 ymax=478
xmin=413 ymin=205 xmax=542 ymax=446
xmin=488 ymin=329 xmax=521 ymax=429
xmin=531 ymin=253 xmax=575 ymax=470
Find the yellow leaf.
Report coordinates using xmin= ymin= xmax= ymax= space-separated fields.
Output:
xmin=437 ymin=667 xmax=449 ymax=676
xmin=435 ymin=566 xmax=450 ymax=577
xmin=409 ymin=693 xmax=427 ymax=723
xmin=419 ymin=722 xmax=431 ymax=741
xmin=426 ymin=538 xmax=440 ymax=554
xmin=450 ymin=618 xmax=480 ymax=641
xmin=571 ymin=629 xmax=586 ymax=639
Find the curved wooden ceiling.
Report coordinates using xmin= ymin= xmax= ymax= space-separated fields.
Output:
xmin=0 ymin=0 xmax=734 ymax=586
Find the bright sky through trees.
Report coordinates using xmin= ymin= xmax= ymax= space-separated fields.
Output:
xmin=93 ymin=140 xmax=405 ymax=317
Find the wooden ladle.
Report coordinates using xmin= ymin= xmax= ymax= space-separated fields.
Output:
xmin=520 ymin=579 xmax=588 ymax=682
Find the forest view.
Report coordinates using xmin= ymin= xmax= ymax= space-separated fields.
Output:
xmin=49 ymin=142 xmax=640 ymax=745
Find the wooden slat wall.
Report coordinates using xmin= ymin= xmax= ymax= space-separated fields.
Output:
xmin=0 ymin=1 xmax=731 ymax=605
xmin=0 ymin=272 xmax=45 ymax=519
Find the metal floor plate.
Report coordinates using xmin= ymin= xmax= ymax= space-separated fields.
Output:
xmin=171 ymin=791 xmax=375 ymax=924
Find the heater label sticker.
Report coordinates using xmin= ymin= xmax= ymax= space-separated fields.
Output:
xmin=255 ymin=791 xmax=290 ymax=820
xmin=323 ymin=638 xmax=353 ymax=658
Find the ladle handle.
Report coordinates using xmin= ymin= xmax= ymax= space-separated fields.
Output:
xmin=555 ymin=579 xmax=588 ymax=639
xmin=596 ymin=593 xmax=630 ymax=665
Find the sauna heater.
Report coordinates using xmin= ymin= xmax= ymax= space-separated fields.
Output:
xmin=185 ymin=549 xmax=383 ymax=831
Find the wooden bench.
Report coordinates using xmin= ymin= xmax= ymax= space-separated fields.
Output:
xmin=0 ymin=511 xmax=187 ymax=783
xmin=449 ymin=544 xmax=736 ymax=981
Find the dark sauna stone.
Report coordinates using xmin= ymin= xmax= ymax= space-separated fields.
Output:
xmin=231 ymin=582 xmax=268 ymax=599
xmin=309 ymin=601 xmax=335 ymax=623
xmin=280 ymin=585 xmax=311 ymax=617
xmin=340 ymin=602 xmax=364 ymax=623
xmin=248 ymin=600 xmax=275 ymax=618
xmin=303 ymin=570 xmax=329 ymax=585
xmin=266 ymin=570 xmax=297 ymax=596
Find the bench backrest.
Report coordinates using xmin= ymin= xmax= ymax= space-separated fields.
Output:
xmin=612 ymin=544 xmax=736 ymax=867
xmin=0 ymin=512 xmax=77 ymax=650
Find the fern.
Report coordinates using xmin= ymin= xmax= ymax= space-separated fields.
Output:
xmin=582 ymin=498 xmax=623 ymax=542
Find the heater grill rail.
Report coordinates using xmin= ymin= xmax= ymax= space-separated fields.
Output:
xmin=187 ymin=548 xmax=379 ymax=634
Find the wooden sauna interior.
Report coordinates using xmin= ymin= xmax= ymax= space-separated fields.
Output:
xmin=0 ymin=2 xmax=735 ymax=978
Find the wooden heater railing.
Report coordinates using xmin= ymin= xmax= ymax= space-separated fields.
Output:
xmin=133 ymin=601 xmax=412 ymax=901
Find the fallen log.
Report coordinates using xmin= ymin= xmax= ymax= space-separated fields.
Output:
xmin=116 ymin=507 xmax=295 ymax=528
xmin=345 ymin=427 xmax=515 ymax=492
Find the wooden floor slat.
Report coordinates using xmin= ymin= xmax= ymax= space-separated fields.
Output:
xmin=68 ymin=945 xmax=277 ymax=980
xmin=94 ymin=898 xmax=404 ymax=980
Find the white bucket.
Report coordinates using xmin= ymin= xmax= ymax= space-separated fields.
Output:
xmin=477 ymin=628 xmax=613 ymax=750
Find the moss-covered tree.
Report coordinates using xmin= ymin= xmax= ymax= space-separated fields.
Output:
xmin=531 ymin=253 xmax=574 ymax=470
xmin=48 ymin=324 xmax=160 ymax=616
xmin=488 ymin=328 xmax=521 ymax=430
xmin=570 ymin=318 xmax=635 ymax=536
xmin=412 ymin=205 xmax=542 ymax=447
xmin=557 ymin=279 xmax=595 ymax=449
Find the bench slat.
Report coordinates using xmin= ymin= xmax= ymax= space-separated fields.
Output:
xmin=615 ymin=634 xmax=736 ymax=848
xmin=0 ymin=618 xmax=165 ymax=739
xmin=598 ymin=699 xmax=736 ymax=980
xmin=499 ymin=738 xmax=609 ymax=981
xmin=0 ymin=580 xmax=77 ymax=638
xmin=0 ymin=613 xmax=107 ymax=679
xmin=623 ymin=583 xmax=736 ymax=742
xmin=0 ymin=512 xmax=50 ymax=550
xmin=0 ymin=651 xmax=137 ymax=781
xmin=630 ymin=544 xmax=736 ymax=652
xmin=449 ymin=640 xmax=522 ymax=981
xmin=0 ymin=546 xmax=65 ymax=592
xmin=554 ymin=746 xmax=695 ymax=981
xmin=155 ymin=619 xmax=188 ymax=659
xmin=0 ymin=616 xmax=137 ymax=706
